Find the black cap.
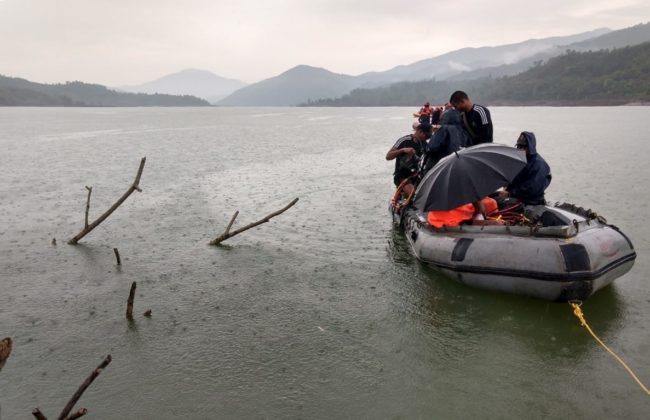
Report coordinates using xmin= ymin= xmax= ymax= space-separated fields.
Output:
xmin=414 ymin=122 xmax=432 ymax=132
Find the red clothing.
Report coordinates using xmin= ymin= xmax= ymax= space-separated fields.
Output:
xmin=427 ymin=203 xmax=475 ymax=228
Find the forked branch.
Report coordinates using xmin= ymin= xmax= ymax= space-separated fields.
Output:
xmin=31 ymin=355 xmax=112 ymax=420
xmin=68 ymin=158 xmax=146 ymax=244
xmin=209 ymin=198 xmax=299 ymax=245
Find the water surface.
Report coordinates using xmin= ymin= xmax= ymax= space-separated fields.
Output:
xmin=0 ymin=107 xmax=648 ymax=419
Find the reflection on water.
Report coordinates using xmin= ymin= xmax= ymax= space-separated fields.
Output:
xmin=0 ymin=107 xmax=648 ymax=419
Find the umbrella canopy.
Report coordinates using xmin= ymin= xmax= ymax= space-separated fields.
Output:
xmin=413 ymin=143 xmax=527 ymax=212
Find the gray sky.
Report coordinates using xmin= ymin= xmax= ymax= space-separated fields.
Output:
xmin=1 ymin=0 xmax=648 ymax=86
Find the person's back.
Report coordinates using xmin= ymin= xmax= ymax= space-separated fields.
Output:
xmin=424 ymin=109 xmax=471 ymax=170
xmin=506 ymin=132 xmax=551 ymax=205
xmin=431 ymin=106 xmax=443 ymax=125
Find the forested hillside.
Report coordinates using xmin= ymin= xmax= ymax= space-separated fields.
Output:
xmin=308 ymin=42 xmax=650 ymax=106
xmin=0 ymin=75 xmax=210 ymax=106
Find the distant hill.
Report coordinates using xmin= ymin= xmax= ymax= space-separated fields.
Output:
xmin=0 ymin=75 xmax=210 ymax=106
xmin=121 ymin=69 xmax=246 ymax=103
xmin=448 ymin=22 xmax=650 ymax=81
xmin=218 ymin=28 xmax=611 ymax=106
xmin=569 ymin=22 xmax=650 ymax=51
xmin=357 ymin=27 xmax=611 ymax=86
xmin=217 ymin=65 xmax=359 ymax=106
xmin=307 ymin=42 xmax=650 ymax=106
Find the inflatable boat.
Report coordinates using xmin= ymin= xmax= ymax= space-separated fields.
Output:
xmin=392 ymin=202 xmax=636 ymax=301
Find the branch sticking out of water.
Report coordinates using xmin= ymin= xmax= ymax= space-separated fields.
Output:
xmin=84 ymin=186 xmax=92 ymax=229
xmin=68 ymin=157 xmax=146 ymax=245
xmin=0 ymin=337 xmax=12 ymax=369
xmin=57 ymin=355 xmax=112 ymax=420
xmin=209 ymin=198 xmax=299 ymax=246
xmin=32 ymin=409 xmax=48 ymax=420
xmin=113 ymin=248 xmax=122 ymax=265
xmin=31 ymin=355 xmax=112 ymax=420
xmin=126 ymin=282 xmax=137 ymax=320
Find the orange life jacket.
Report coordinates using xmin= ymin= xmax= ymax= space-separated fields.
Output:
xmin=427 ymin=203 xmax=475 ymax=228
xmin=481 ymin=197 xmax=498 ymax=216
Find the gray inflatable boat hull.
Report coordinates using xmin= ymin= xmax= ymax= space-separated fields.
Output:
xmin=397 ymin=205 xmax=636 ymax=301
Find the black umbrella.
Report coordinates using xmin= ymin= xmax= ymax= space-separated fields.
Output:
xmin=413 ymin=143 xmax=527 ymax=212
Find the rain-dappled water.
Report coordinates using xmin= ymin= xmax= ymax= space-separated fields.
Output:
xmin=0 ymin=106 xmax=649 ymax=419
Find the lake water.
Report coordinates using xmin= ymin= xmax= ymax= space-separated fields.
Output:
xmin=0 ymin=107 xmax=649 ymax=419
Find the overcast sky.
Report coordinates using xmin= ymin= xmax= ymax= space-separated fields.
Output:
xmin=1 ymin=0 xmax=648 ymax=86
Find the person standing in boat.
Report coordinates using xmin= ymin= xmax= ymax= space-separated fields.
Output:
xmin=386 ymin=122 xmax=432 ymax=197
xmin=430 ymin=105 xmax=443 ymax=125
xmin=422 ymin=107 xmax=471 ymax=171
xmin=413 ymin=102 xmax=433 ymax=124
xmin=449 ymin=91 xmax=493 ymax=145
xmin=500 ymin=131 xmax=552 ymax=205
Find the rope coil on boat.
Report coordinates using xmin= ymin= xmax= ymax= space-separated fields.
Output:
xmin=569 ymin=301 xmax=650 ymax=397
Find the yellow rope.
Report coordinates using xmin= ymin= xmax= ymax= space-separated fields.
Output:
xmin=569 ymin=302 xmax=650 ymax=396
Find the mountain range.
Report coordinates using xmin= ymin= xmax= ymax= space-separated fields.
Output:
xmin=217 ymin=23 xmax=650 ymax=106
xmin=2 ymin=22 xmax=649 ymax=107
xmin=308 ymin=41 xmax=650 ymax=106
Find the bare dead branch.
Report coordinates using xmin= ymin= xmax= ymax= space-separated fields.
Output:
xmin=57 ymin=355 xmax=112 ymax=420
xmin=126 ymin=282 xmax=137 ymax=320
xmin=68 ymin=157 xmax=146 ymax=245
xmin=225 ymin=211 xmax=239 ymax=235
xmin=84 ymin=186 xmax=92 ymax=229
xmin=209 ymin=198 xmax=298 ymax=246
xmin=32 ymin=408 xmax=48 ymax=420
xmin=0 ymin=337 xmax=11 ymax=369
xmin=64 ymin=408 xmax=88 ymax=420
xmin=113 ymin=248 xmax=121 ymax=265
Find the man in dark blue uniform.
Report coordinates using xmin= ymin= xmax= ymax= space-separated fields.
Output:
xmin=500 ymin=131 xmax=552 ymax=205
xmin=386 ymin=122 xmax=432 ymax=196
xmin=449 ymin=90 xmax=493 ymax=145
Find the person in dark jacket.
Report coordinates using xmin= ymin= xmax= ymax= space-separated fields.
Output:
xmin=500 ymin=131 xmax=551 ymax=205
xmin=386 ymin=122 xmax=432 ymax=197
xmin=423 ymin=108 xmax=471 ymax=171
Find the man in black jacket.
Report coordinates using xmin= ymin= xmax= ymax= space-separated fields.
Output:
xmin=501 ymin=131 xmax=552 ymax=205
xmin=386 ymin=123 xmax=432 ymax=196
xmin=449 ymin=90 xmax=493 ymax=145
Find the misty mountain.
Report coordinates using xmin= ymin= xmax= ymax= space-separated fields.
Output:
xmin=121 ymin=68 xmax=246 ymax=103
xmin=308 ymin=42 xmax=650 ymax=106
xmin=447 ymin=22 xmax=650 ymax=81
xmin=357 ymin=27 xmax=611 ymax=86
xmin=217 ymin=65 xmax=359 ymax=106
xmin=0 ymin=74 xmax=210 ymax=106
xmin=218 ymin=27 xmax=611 ymax=106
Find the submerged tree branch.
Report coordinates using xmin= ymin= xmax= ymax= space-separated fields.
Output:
xmin=84 ymin=186 xmax=92 ymax=229
xmin=32 ymin=409 xmax=48 ymax=420
xmin=32 ymin=355 xmax=112 ymax=420
xmin=113 ymin=248 xmax=121 ymax=265
xmin=126 ymin=282 xmax=137 ymax=320
xmin=209 ymin=198 xmax=298 ymax=246
xmin=0 ymin=337 xmax=11 ymax=369
xmin=68 ymin=157 xmax=146 ymax=245
xmin=57 ymin=355 xmax=112 ymax=420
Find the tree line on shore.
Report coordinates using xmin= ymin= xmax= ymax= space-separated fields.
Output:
xmin=0 ymin=75 xmax=210 ymax=107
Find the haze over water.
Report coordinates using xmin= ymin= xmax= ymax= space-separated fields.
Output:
xmin=0 ymin=107 xmax=649 ymax=418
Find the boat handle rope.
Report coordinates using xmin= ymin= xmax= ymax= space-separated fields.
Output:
xmin=568 ymin=301 xmax=650 ymax=396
